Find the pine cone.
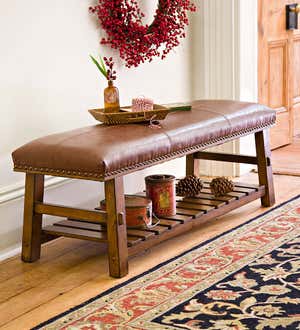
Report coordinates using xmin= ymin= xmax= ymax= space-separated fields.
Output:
xmin=176 ymin=175 xmax=204 ymax=197
xmin=210 ymin=177 xmax=235 ymax=197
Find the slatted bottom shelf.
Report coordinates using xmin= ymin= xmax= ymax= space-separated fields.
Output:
xmin=42 ymin=181 xmax=265 ymax=253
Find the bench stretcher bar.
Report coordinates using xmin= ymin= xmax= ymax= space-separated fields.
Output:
xmin=194 ymin=151 xmax=271 ymax=166
xmin=35 ymin=202 xmax=107 ymax=224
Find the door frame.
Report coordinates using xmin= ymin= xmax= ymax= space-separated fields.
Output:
xmin=258 ymin=0 xmax=298 ymax=149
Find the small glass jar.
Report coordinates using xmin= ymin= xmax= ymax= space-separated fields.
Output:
xmin=104 ymin=80 xmax=120 ymax=113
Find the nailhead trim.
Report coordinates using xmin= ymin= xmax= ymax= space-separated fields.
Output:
xmin=14 ymin=120 xmax=275 ymax=181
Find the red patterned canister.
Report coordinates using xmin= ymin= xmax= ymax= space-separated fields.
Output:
xmin=145 ymin=175 xmax=176 ymax=217
xmin=100 ymin=195 xmax=152 ymax=229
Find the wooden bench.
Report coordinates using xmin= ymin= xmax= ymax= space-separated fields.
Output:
xmin=12 ymin=100 xmax=276 ymax=278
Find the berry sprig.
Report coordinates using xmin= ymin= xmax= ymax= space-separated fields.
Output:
xmin=89 ymin=0 xmax=196 ymax=68
xmin=90 ymin=55 xmax=117 ymax=82
xmin=103 ymin=57 xmax=117 ymax=81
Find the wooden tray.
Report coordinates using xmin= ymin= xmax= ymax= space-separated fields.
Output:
xmin=89 ymin=104 xmax=170 ymax=125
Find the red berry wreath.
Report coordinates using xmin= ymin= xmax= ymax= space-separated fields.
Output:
xmin=89 ymin=0 xmax=196 ymax=68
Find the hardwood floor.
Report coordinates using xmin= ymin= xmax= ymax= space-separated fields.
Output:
xmin=1 ymin=173 xmax=300 ymax=329
xmin=271 ymin=136 xmax=300 ymax=176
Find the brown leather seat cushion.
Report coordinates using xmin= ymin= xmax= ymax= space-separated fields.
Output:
xmin=12 ymin=100 xmax=276 ymax=180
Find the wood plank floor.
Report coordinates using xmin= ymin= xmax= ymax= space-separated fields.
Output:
xmin=1 ymin=173 xmax=300 ymax=329
xmin=271 ymin=136 xmax=300 ymax=176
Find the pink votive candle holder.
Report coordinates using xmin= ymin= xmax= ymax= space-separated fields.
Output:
xmin=132 ymin=97 xmax=154 ymax=112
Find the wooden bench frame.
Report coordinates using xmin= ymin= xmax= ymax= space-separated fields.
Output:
xmin=21 ymin=130 xmax=275 ymax=278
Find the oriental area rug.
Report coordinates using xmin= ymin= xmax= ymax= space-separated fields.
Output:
xmin=34 ymin=196 xmax=300 ymax=330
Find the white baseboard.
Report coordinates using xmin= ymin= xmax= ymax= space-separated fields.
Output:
xmin=0 ymin=176 xmax=70 ymax=204
xmin=0 ymin=244 xmax=21 ymax=262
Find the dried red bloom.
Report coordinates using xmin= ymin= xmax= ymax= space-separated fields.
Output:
xmin=103 ymin=57 xmax=117 ymax=81
xmin=89 ymin=0 xmax=196 ymax=68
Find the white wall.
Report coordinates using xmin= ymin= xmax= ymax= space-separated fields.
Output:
xmin=191 ymin=0 xmax=240 ymax=177
xmin=0 ymin=1 xmax=190 ymax=259
xmin=191 ymin=0 xmax=258 ymax=176
xmin=237 ymin=0 xmax=258 ymax=174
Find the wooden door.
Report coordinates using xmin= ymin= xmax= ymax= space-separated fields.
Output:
xmin=259 ymin=0 xmax=300 ymax=149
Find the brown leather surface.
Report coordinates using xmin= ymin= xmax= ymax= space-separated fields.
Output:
xmin=12 ymin=100 xmax=276 ymax=180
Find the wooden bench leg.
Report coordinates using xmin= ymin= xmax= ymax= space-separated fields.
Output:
xmin=104 ymin=177 xmax=128 ymax=278
xmin=255 ymin=130 xmax=275 ymax=207
xmin=22 ymin=173 xmax=44 ymax=262
xmin=186 ymin=153 xmax=199 ymax=176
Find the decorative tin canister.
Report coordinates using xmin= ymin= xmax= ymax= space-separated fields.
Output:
xmin=145 ymin=174 xmax=176 ymax=217
xmin=100 ymin=195 xmax=152 ymax=229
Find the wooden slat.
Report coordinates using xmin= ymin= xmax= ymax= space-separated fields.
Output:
xmin=123 ymin=237 xmax=143 ymax=247
xmin=55 ymin=219 xmax=156 ymax=242
xmin=160 ymin=214 xmax=192 ymax=223
xmin=35 ymin=203 xmax=107 ymax=224
xmin=126 ymin=229 xmax=155 ymax=240
xmin=201 ymin=188 xmax=246 ymax=199
xmin=176 ymin=201 xmax=215 ymax=213
xmin=144 ymin=225 xmax=169 ymax=235
xmin=176 ymin=208 xmax=204 ymax=217
xmin=43 ymin=225 xmax=108 ymax=243
xmin=234 ymin=182 xmax=260 ymax=190
xmin=68 ymin=219 xmax=156 ymax=241
xmin=194 ymin=193 xmax=237 ymax=203
xmin=178 ymin=197 xmax=226 ymax=208
xmin=56 ymin=220 xmax=166 ymax=240
xmin=54 ymin=220 xmax=103 ymax=232
xmin=158 ymin=219 xmax=181 ymax=229
xmin=43 ymin=224 xmax=141 ymax=247
xmin=226 ymin=191 xmax=247 ymax=198
xmin=233 ymin=187 xmax=256 ymax=194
